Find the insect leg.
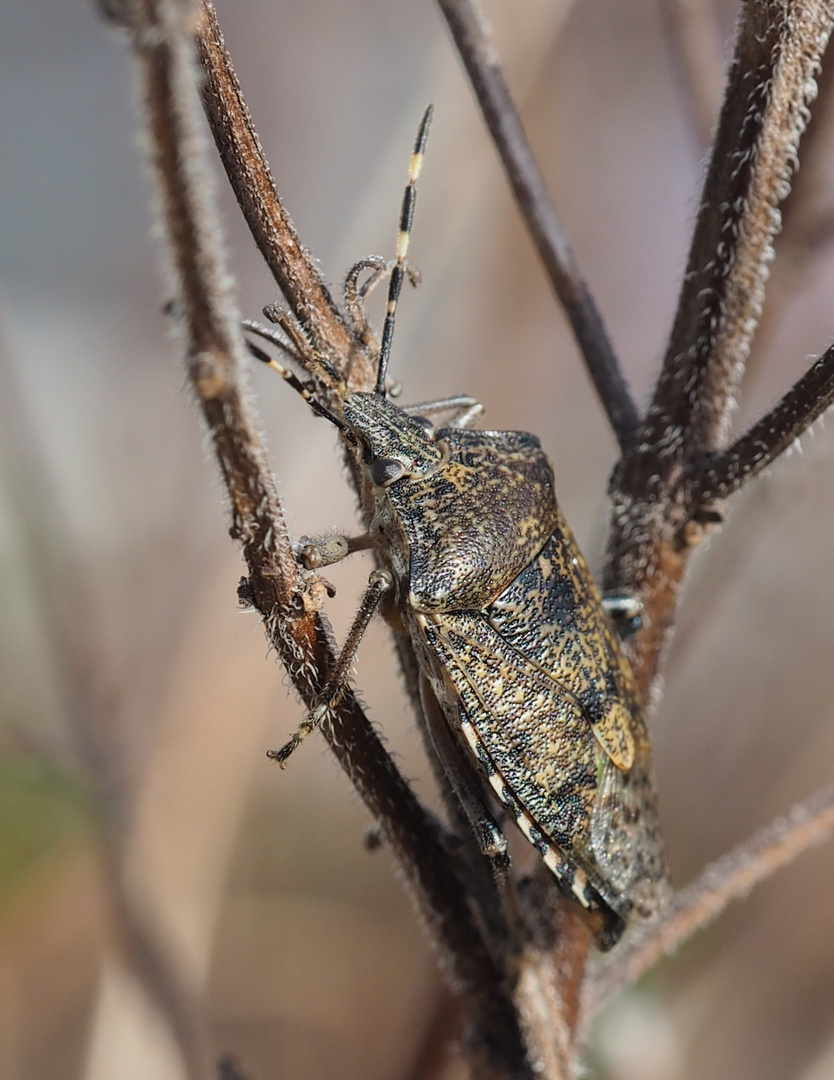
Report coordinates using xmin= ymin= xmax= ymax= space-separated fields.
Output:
xmin=403 ymin=395 xmax=484 ymax=429
xmin=260 ymin=305 xmax=343 ymax=387
xmin=344 ymin=256 xmax=387 ymax=351
xmin=343 ymin=256 xmax=421 ymax=355
xmin=417 ymin=681 xmax=509 ymax=867
xmin=298 ymin=533 xmax=375 ymax=570
xmin=267 ymin=570 xmax=393 ymax=766
xmin=242 ymin=318 xmax=305 ymax=364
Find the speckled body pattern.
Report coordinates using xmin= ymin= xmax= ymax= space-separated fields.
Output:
xmin=343 ymin=393 xmax=668 ymax=938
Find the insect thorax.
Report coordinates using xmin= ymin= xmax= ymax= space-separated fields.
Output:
xmin=344 ymin=393 xmax=561 ymax=613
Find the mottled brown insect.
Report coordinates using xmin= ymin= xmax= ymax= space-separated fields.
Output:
xmin=250 ymin=107 xmax=668 ymax=948
xmin=341 ymin=394 xmax=667 ymax=945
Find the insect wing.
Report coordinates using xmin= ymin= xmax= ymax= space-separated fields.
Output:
xmin=590 ymin=752 xmax=667 ymax=917
xmin=490 ymin=527 xmax=636 ymax=751
xmin=421 ymin=527 xmax=667 ymax=920
xmin=487 ymin=525 xmax=668 ymax=916
xmin=423 ymin=609 xmax=624 ymax=914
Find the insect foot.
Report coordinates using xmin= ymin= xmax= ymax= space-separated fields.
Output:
xmin=266 ymin=569 xmax=394 ymax=767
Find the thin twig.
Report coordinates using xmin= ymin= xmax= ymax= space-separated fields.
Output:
xmin=102 ymin=0 xmax=529 ymax=1070
xmin=584 ymin=784 xmax=834 ymax=1021
xmin=695 ymin=341 xmax=834 ymax=498
xmin=436 ymin=0 xmax=640 ymax=451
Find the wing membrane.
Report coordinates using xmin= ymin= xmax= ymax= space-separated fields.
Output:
xmin=423 ymin=590 xmax=666 ymax=917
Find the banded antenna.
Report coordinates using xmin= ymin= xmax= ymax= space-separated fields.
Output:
xmin=374 ymin=105 xmax=434 ymax=396
xmin=244 ymin=338 xmax=357 ymax=444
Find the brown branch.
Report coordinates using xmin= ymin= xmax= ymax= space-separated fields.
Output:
xmin=695 ymin=341 xmax=834 ymax=498
xmin=195 ymin=0 xmax=368 ymax=383
xmin=584 ymin=784 xmax=834 ymax=1021
xmin=100 ymin=0 xmax=529 ymax=1072
xmin=643 ymin=0 xmax=834 ymax=458
xmin=604 ymin=1 xmax=834 ymax=705
xmin=436 ymin=0 xmax=640 ymax=451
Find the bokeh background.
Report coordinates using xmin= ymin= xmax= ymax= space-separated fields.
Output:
xmin=2 ymin=1 xmax=834 ymax=1078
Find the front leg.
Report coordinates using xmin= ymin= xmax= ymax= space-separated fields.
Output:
xmin=298 ymin=532 xmax=375 ymax=569
xmin=268 ymin=570 xmax=393 ymax=764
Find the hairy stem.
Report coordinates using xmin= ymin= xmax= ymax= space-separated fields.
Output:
xmin=695 ymin=342 xmax=834 ymax=498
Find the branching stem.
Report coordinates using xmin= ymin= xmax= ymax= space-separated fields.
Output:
xmin=695 ymin=342 xmax=834 ymax=498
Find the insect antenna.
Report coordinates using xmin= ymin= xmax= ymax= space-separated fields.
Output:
xmin=244 ymin=338 xmax=356 ymax=444
xmin=374 ymin=104 xmax=433 ymax=396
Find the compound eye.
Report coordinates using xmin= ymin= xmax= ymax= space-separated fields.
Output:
xmin=369 ymin=457 xmax=406 ymax=487
xmin=411 ymin=415 xmax=436 ymax=440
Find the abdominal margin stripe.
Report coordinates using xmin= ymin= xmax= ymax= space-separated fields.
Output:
xmin=458 ymin=714 xmax=592 ymax=910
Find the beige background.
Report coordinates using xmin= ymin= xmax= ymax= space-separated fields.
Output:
xmin=1 ymin=1 xmax=834 ymax=1078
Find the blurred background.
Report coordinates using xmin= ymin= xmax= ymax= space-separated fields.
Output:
xmin=2 ymin=0 xmax=834 ymax=1077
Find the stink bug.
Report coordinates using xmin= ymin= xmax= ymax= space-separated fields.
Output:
xmin=247 ymin=107 xmax=668 ymax=947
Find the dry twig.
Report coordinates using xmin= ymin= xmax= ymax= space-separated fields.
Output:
xmin=586 ymin=784 xmax=834 ymax=1018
